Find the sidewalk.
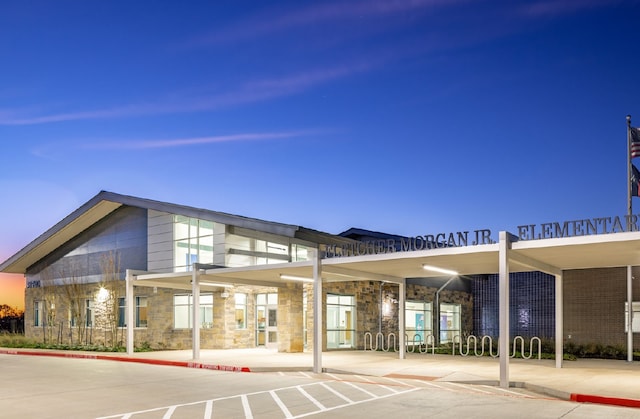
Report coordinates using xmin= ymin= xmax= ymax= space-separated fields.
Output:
xmin=3 ymin=347 xmax=640 ymax=408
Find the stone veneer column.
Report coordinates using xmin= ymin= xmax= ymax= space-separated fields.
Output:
xmin=277 ymin=282 xmax=304 ymax=352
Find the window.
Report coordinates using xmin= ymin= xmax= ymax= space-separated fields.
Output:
xmin=625 ymin=302 xmax=640 ymax=333
xmin=440 ymin=303 xmax=461 ymax=344
xmin=326 ymin=294 xmax=355 ymax=349
xmin=118 ymin=297 xmax=125 ymax=327
xmin=117 ymin=296 xmax=148 ymax=328
xmin=136 ymin=296 xmax=148 ymax=327
xmin=85 ymin=299 xmax=94 ymax=327
xmin=174 ymin=216 xmax=215 ymax=272
xmin=34 ymin=301 xmax=42 ymax=327
xmin=235 ymin=293 xmax=247 ymax=329
xmin=173 ymin=293 xmax=213 ymax=329
xmin=226 ymin=234 xmax=312 ymax=267
xmin=406 ymin=301 xmax=432 ymax=345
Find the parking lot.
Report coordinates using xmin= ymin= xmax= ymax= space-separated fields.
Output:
xmin=3 ymin=353 xmax=640 ymax=418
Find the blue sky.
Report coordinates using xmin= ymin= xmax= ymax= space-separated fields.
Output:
xmin=1 ymin=0 xmax=640 ymax=308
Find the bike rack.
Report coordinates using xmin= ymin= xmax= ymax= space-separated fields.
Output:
xmin=364 ymin=331 xmax=540 ymax=360
xmin=511 ymin=335 xmax=541 ymax=360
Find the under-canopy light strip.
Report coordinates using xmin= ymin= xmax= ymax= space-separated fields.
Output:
xmin=422 ymin=265 xmax=459 ymax=276
xmin=200 ymin=281 xmax=233 ymax=288
xmin=280 ymin=274 xmax=314 ymax=283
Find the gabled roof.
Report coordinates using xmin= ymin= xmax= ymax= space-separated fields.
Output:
xmin=0 ymin=191 xmax=349 ymax=274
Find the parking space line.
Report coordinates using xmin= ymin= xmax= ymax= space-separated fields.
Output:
xmin=241 ymin=394 xmax=253 ymax=419
xmin=354 ymin=375 xmax=375 ymax=383
xmin=296 ymin=385 xmax=327 ymax=411
xmin=342 ymin=381 xmax=379 ymax=398
xmin=320 ymin=382 xmax=354 ymax=403
xmin=298 ymin=371 xmax=311 ymax=378
xmin=162 ymin=406 xmax=177 ymax=419
xmin=447 ymin=382 xmax=492 ymax=394
xmin=204 ymin=399 xmax=213 ymax=419
xmin=270 ymin=390 xmax=293 ymax=418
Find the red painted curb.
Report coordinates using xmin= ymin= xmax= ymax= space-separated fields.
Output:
xmin=571 ymin=393 xmax=640 ymax=408
xmin=0 ymin=349 xmax=251 ymax=373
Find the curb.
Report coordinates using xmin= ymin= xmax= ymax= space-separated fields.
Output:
xmin=570 ymin=393 xmax=640 ymax=409
xmin=0 ymin=349 xmax=251 ymax=373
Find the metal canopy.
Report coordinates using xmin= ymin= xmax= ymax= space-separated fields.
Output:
xmin=130 ymin=230 xmax=640 ymax=289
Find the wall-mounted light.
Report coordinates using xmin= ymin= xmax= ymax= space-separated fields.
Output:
xmin=97 ymin=287 xmax=109 ymax=303
xmin=280 ymin=274 xmax=314 ymax=283
xmin=422 ymin=264 xmax=458 ymax=276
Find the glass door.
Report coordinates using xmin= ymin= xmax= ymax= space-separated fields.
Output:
xmin=256 ymin=293 xmax=278 ymax=348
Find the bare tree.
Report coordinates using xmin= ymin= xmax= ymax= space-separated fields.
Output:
xmin=99 ymin=251 xmax=122 ymax=348
xmin=39 ymin=266 xmax=58 ymax=344
xmin=60 ymin=263 xmax=87 ymax=346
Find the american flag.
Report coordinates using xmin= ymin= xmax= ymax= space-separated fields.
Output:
xmin=631 ymin=127 xmax=640 ymax=158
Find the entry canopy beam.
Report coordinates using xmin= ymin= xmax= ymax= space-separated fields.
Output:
xmin=322 ymin=265 xmax=404 ymax=284
xmin=508 ymin=251 xmax=562 ymax=276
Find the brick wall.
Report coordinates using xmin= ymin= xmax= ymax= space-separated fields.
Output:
xmin=564 ymin=267 xmax=640 ymax=349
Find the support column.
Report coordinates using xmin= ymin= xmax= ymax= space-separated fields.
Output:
xmin=125 ymin=270 xmax=135 ymax=355
xmin=399 ymin=279 xmax=406 ymax=360
xmin=192 ymin=265 xmax=200 ymax=361
xmin=555 ymin=273 xmax=563 ymax=368
xmin=628 ymin=266 xmax=633 ymax=362
xmin=312 ymin=248 xmax=323 ymax=373
xmin=498 ymin=231 xmax=511 ymax=388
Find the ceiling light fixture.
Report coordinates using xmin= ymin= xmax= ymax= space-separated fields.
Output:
xmin=422 ymin=265 xmax=458 ymax=276
xmin=279 ymin=274 xmax=314 ymax=283
xmin=200 ymin=281 xmax=233 ymax=288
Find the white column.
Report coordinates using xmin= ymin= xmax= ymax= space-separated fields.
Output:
xmin=555 ymin=273 xmax=563 ymax=368
xmin=192 ymin=266 xmax=200 ymax=360
xmin=628 ymin=266 xmax=633 ymax=362
xmin=125 ymin=270 xmax=135 ymax=355
xmin=498 ymin=231 xmax=510 ymax=388
xmin=312 ymin=248 xmax=323 ymax=373
xmin=399 ymin=279 xmax=406 ymax=359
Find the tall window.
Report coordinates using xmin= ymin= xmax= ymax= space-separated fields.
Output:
xmin=235 ymin=293 xmax=247 ymax=329
xmin=85 ymin=299 xmax=94 ymax=327
xmin=406 ymin=301 xmax=432 ymax=345
xmin=440 ymin=303 xmax=461 ymax=343
xmin=34 ymin=301 xmax=42 ymax=327
xmin=326 ymin=294 xmax=355 ymax=349
xmin=174 ymin=216 xmax=215 ymax=272
xmin=173 ymin=293 xmax=213 ymax=329
xmin=136 ymin=296 xmax=148 ymax=327
xmin=117 ymin=297 xmax=148 ymax=328
xmin=118 ymin=297 xmax=125 ymax=327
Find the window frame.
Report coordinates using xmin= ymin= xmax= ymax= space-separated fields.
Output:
xmin=173 ymin=293 xmax=214 ymax=329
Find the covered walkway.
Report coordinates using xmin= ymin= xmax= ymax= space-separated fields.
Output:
xmin=126 ymin=230 xmax=640 ymax=389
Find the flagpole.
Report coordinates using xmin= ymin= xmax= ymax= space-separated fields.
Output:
xmin=628 ymin=115 xmax=632 ymax=218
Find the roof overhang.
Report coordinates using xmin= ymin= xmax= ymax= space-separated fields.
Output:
xmin=0 ymin=199 xmax=123 ymax=274
xmin=130 ymin=231 xmax=640 ymax=290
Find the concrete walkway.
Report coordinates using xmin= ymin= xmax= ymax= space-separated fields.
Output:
xmin=3 ymin=347 xmax=640 ymax=408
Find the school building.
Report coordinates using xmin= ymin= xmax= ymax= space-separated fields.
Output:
xmin=2 ymin=190 xmax=639 ymax=387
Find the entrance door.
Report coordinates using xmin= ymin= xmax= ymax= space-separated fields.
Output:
xmin=256 ymin=293 xmax=278 ymax=348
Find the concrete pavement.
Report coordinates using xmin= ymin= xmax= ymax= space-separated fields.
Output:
xmin=2 ymin=347 xmax=640 ymax=408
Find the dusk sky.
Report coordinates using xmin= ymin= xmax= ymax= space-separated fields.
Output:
xmin=2 ymin=0 xmax=640 ymax=310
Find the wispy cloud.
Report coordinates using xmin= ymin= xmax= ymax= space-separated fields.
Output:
xmin=186 ymin=0 xmax=469 ymax=46
xmin=0 ymin=63 xmax=370 ymax=126
xmin=518 ymin=0 xmax=620 ymax=18
xmin=80 ymin=131 xmax=310 ymax=150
